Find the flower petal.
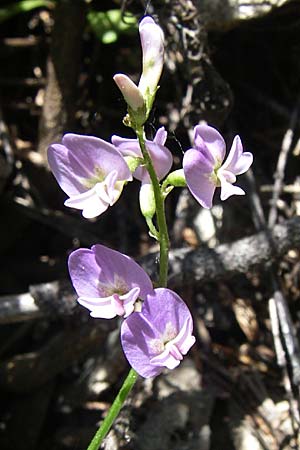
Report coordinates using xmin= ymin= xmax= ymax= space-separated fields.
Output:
xmin=112 ymin=133 xmax=172 ymax=183
xmin=141 ymin=140 xmax=172 ymax=182
xmin=138 ymin=16 xmax=164 ymax=97
xmin=111 ymin=135 xmax=142 ymax=158
xmin=194 ymin=124 xmax=226 ymax=163
xmin=113 ymin=73 xmax=144 ymax=110
xmin=183 ymin=149 xmax=216 ymax=209
xmin=121 ymin=312 xmax=163 ymax=378
xmin=221 ymin=135 xmax=253 ymax=175
xmin=65 ymin=188 xmax=109 ymax=218
xmin=48 ymin=143 xmax=86 ymax=197
xmin=153 ymin=127 xmax=167 ymax=146
xmin=150 ymin=347 xmax=181 ymax=370
xmin=141 ymin=288 xmax=194 ymax=334
xmin=78 ymin=296 xmax=116 ymax=319
xmin=170 ymin=316 xmax=196 ymax=355
xmin=91 ymin=244 xmax=153 ymax=300
xmin=62 ymin=134 xmax=132 ymax=182
xmin=68 ymin=248 xmax=103 ymax=299
xmin=218 ymin=172 xmax=245 ymax=201
xmin=121 ymin=287 xmax=141 ymax=318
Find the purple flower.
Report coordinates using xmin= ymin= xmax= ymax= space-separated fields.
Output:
xmin=183 ymin=124 xmax=253 ymax=208
xmin=68 ymin=244 xmax=154 ymax=319
xmin=48 ymin=134 xmax=132 ymax=218
xmin=121 ymin=288 xmax=196 ymax=378
xmin=112 ymin=127 xmax=172 ymax=183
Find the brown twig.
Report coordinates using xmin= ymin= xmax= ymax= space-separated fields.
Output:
xmin=268 ymin=100 xmax=300 ymax=228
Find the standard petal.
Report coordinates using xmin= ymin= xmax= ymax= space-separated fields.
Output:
xmin=91 ymin=244 xmax=153 ymax=299
xmin=121 ymin=312 xmax=163 ymax=378
xmin=63 ymin=134 xmax=132 ymax=182
xmin=142 ymin=288 xmax=194 ymax=335
xmin=146 ymin=141 xmax=173 ymax=181
xmin=194 ymin=124 xmax=226 ymax=163
xmin=48 ymin=144 xmax=86 ymax=197
xmin=68 ymin=248 xmax=102 ymax=299
xmin=183 ymin=149 xmax=216 ymax=209
xmin=111 ymin=135 xmax=142 ymax=158
xmin=112 ymin=134 xmax=172 ymax=182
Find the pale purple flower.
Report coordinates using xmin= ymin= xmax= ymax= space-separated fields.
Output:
xmin=113 ymin=16 xmax=164 ymax=112
xmin=121 ymin=288 xmax=196 ymax=378
xmin=68 ymin=244 xmax=154 ymax=319
xmin=112 ymin=127 xmax=172 ymax=183
xmin=48 ymin=133 xmax=132 ymax=218
xmin=183 ymin=124 xmax=253 ymax=209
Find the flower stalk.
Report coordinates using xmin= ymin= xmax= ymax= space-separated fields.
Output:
xmin=84 ymin=124 xmax=170 ymax=450
xmin=135 ymin=126 xmax=170 ymax=287
xmin=86 ymin=368 xmax=138 ymax=450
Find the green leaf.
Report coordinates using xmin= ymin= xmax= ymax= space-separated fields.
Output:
xmin=87 ymin=9 xmax=137 ymax=44
xmin=102 ymin=30 xmax=117 ymax=44
xmin=0 ymin=0 xmax=54 ymax=23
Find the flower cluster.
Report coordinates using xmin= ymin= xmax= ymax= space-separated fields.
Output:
xmin=68 ymin=245 xmax=195 ymax=378
xmin=47 ymin=14 xmax=254 ymax=379
xmin=48 ymin=123 xmax=253 ymax=219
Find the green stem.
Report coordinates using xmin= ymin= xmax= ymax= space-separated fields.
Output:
xmin=85 ymin=125 xmax=170 ymax=450
xmin=87 ymin=368 xmax=138 ymax=450
xmin=145 ymin=216 xmax=159 ymax=240
xmin=136 ymin=126 xmax=170 ymax=287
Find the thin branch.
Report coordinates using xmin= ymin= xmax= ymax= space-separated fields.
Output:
xmin=268 ymin=100 xmax=300 ymax=228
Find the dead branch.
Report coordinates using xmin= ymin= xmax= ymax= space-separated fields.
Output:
xmin=37 ymin=0 xmax=86 ymax=161
xmin=0 ymin=319 xmax=113 ymax=392
xmin=1 ymin=216 xmax=299 ymax=325
xmin=268 ymin=100 xmax=300 ymax=228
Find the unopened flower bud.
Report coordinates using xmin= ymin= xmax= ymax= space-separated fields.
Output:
xmin=139 ymin=182 xmax=156 ymax=218
xmin=138 ymin=16 xmax=164 ymax=104
xmin=165 ymin=169 xmax=186 ymax=187
xmin=113 ymin=74 xmax=144 ymax=111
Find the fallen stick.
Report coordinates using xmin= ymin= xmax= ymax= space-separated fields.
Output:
xmin=1 ymin=216 xmax=299 ymax=325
